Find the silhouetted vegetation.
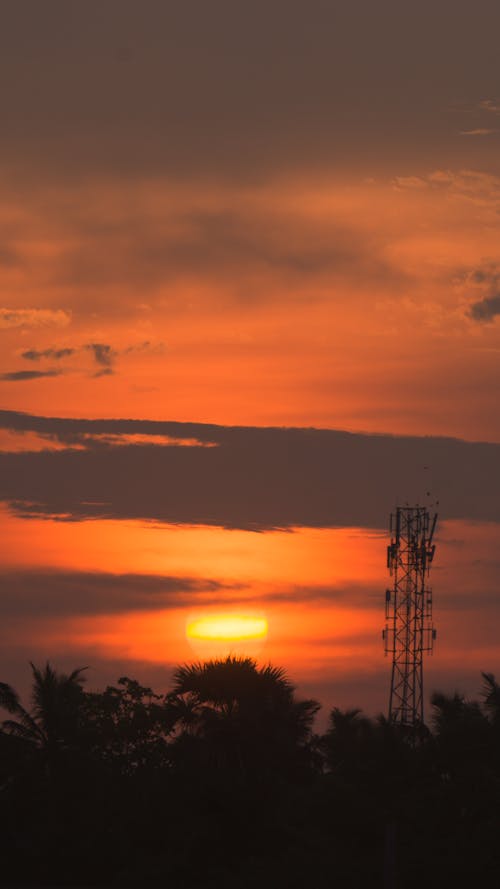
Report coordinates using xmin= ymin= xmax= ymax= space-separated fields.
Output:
xmin=1 ymin=658 xmax=500 ymax=887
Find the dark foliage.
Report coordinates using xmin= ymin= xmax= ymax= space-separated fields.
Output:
xmin=1 ymin=657 xmax=500 ymax=887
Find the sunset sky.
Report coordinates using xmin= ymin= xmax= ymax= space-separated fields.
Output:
xmin=1 ymin=1 xmax=500 ymax=717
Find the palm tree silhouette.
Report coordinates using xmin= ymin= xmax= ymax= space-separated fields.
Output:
xmin=169 ymin=655 xmax=320 ymax=778
xmin=480 ymin=671 xmax=500 ymax=725
xmin=0 ymin=662 xmax=87 ymax=767
xmin=322 ymin=707 xmax=371 ymax=771
xmin=430 ymin=688 xmax=491 ymax=783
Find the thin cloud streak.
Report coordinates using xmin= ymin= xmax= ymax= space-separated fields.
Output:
xmin=0 ymin=370 xmax=63 ymax=382
xmin=460 ymin=128 xmax=499 ymax=136
xmin=21 ymin=348 xmax=76 ymax=361
xmin=0 ymin=570 xmax=244 ymax=617
xmin=0 ymin=308 xmax=71 ymax=329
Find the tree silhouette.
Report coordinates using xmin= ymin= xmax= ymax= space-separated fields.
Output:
xmin=83 ymin=676 xmax=177 ymax=774
xmin=169 ymin=655 xmax=320 ymax=780
xmin=322 ymin=707 xmax=373 ymax=774
xmin=0 ymin=662 xmax=87 ymax=763
xmin=1 ymin=659 xmax=500 ymax=888
xmin=480 ymin=671 xmax=500 ymax=724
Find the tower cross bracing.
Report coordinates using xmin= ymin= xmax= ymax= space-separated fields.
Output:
xmin=383 ymin=506 xmax=437 ymax=727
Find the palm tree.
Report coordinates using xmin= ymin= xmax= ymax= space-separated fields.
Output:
xmin=431 ymin=690 xmax=486 ymax=736
xmin=0 ymin=662 xmax=87 ymax=765
xmin=169 ymin=655 xmax=320 ymax=778
xmin=430 ymin=689 xmax=490 ymax=781
xmin=480 ymin=671 xmax=500 ymax=725
xmin=172 ymin=656 xmax=293 ymax=712
xmin=321 ymin=707 xmax=374 ymax=774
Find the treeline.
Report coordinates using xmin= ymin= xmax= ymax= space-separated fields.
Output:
xmin=1 ymin=657 xmax=500 ymax=888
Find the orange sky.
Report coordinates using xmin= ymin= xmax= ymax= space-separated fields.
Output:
xmin=2 ymin=495 xmax=499 ymax=715
xmin=2 ymin=175 xmax=500 ymax=439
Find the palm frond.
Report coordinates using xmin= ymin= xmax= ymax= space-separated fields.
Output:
xmin=1 ymin=719 xmax=39 ymax=742
xmin=480 ymin=671 xmax=500 ymax=721
xmin=0 ymin=682 xmax=21 ymax=714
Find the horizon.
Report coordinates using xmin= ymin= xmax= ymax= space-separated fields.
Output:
xmin=2 ymin=406 xmax=499 ymax=721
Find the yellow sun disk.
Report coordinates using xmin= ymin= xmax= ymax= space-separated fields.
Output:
xmin=186 ymin=615 xmax=268 ymax=642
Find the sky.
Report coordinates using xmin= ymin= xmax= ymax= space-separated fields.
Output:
xmin=1 ymin=0 xmax=500 ymax=718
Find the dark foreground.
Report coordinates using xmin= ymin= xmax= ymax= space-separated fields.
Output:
xmin=1 ymin=658 xmax=500 ymax=888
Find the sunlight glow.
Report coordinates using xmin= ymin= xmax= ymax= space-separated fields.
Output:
xmin=186 ymin=615 xmax=268 ymax=642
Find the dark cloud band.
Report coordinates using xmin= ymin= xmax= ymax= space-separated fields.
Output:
xmin=0 ymin=370 xmax=63 ymax=382
xmin=0 ymin=570 xmax=239 ymax=617
xmin=0 ymin=411 xmax=499 ymax=529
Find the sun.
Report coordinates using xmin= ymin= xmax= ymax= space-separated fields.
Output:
xmin=186 ymin=613 xmax=268 ymax=658
xmin=187 ymin=615 xmax=268 ymax=642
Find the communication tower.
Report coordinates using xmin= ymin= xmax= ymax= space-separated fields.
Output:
xmin=383 ymin=506 xmax=437 ymax=728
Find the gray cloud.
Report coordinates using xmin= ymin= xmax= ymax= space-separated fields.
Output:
xmin=467 ymin=265 xmax=500 ymax=321
xmin=84 ymin=342 xmax=116 ymax=376
xmin=19 ymin=342 xmax=159 ymax=376
xmin=0 ymin=2 xmax=499 ymax=184
xmin=265 ymin=582 xmax=381 ymax=608
xmin=0 ymin=572 xmax=378 ymax=621
xmin=27 ymin=206 xmax=409 ymax=302
xmin=21 ymin=347 xmax=75 ymax=361
xmin=0 ymin=370 xmax=63 ymax=382
xmin=0 ymin=569 xmax=241 ymax=618
xmin=469 ymin=293 xmax=500 ymax=321
xmin=1 ymin=410 xmax=499 ymax=529
xmin=15 ymin=340 xmax=154 ymax=381
xmin=85 ymin=343 xmax=114 ymax=368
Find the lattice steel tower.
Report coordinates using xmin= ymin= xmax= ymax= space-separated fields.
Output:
xmin=383 ymin=506 xmax=437 ymax=727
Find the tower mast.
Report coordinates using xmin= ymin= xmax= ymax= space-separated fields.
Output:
xmin=383 ymin=506 xmax=437 ymax=727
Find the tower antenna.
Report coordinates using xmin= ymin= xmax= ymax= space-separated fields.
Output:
xmin=383 ymin=506 xmax=437 ymax=728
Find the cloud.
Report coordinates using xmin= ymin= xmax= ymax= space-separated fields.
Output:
xmin=469 ymin=293 xmax=500 ymax=322
xmin=0 ymin=370 xmax=63 ymax=382
xmin=19 ymin=341 xmax=160 ymax=376
xmin=264 ymin=582 xmax=379 ymax=608
xmin=0 ymin=569 xmax=240 ymax=617
xmin=0 ymin=410 xmax=500 ymax=529
xmin=478 ymin=98 xmax=500 ymax=115
xmin=0 ymin=343 xmax=118 ymax=385
xmin=30 ymin=202 xmax=408 ymax=299
xmin=0 ymin=308 xmax=71 ymax=329
xmin=85 ymin=343 xmax=114 ymax=368
xmin=0 ymin=2 xmax=499 ymax=184
xmin=460 ymin=128 xmax=499 ymax=136
xmin=124 ymin=340 xmax=164 ymax=355
xmin=393 ymin=176 xmax=427 ymax=189
xmin=21 ymin=347 xmax=76 ymax=361
xmin=466 ymin=265 xmax=500 ymax=322
xmin=84 ymin=343 xmax=116 ymax=377
xmin=0 ymin=572 xmax=398 ymax=622
xmin=395 ymin=169 xmax=500 ymax=208
xmin=0 ymin=430 xmax=216 ymax=453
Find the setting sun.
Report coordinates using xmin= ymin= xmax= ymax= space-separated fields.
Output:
xmin=186 ymin=615 xmax=268 ymax=642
